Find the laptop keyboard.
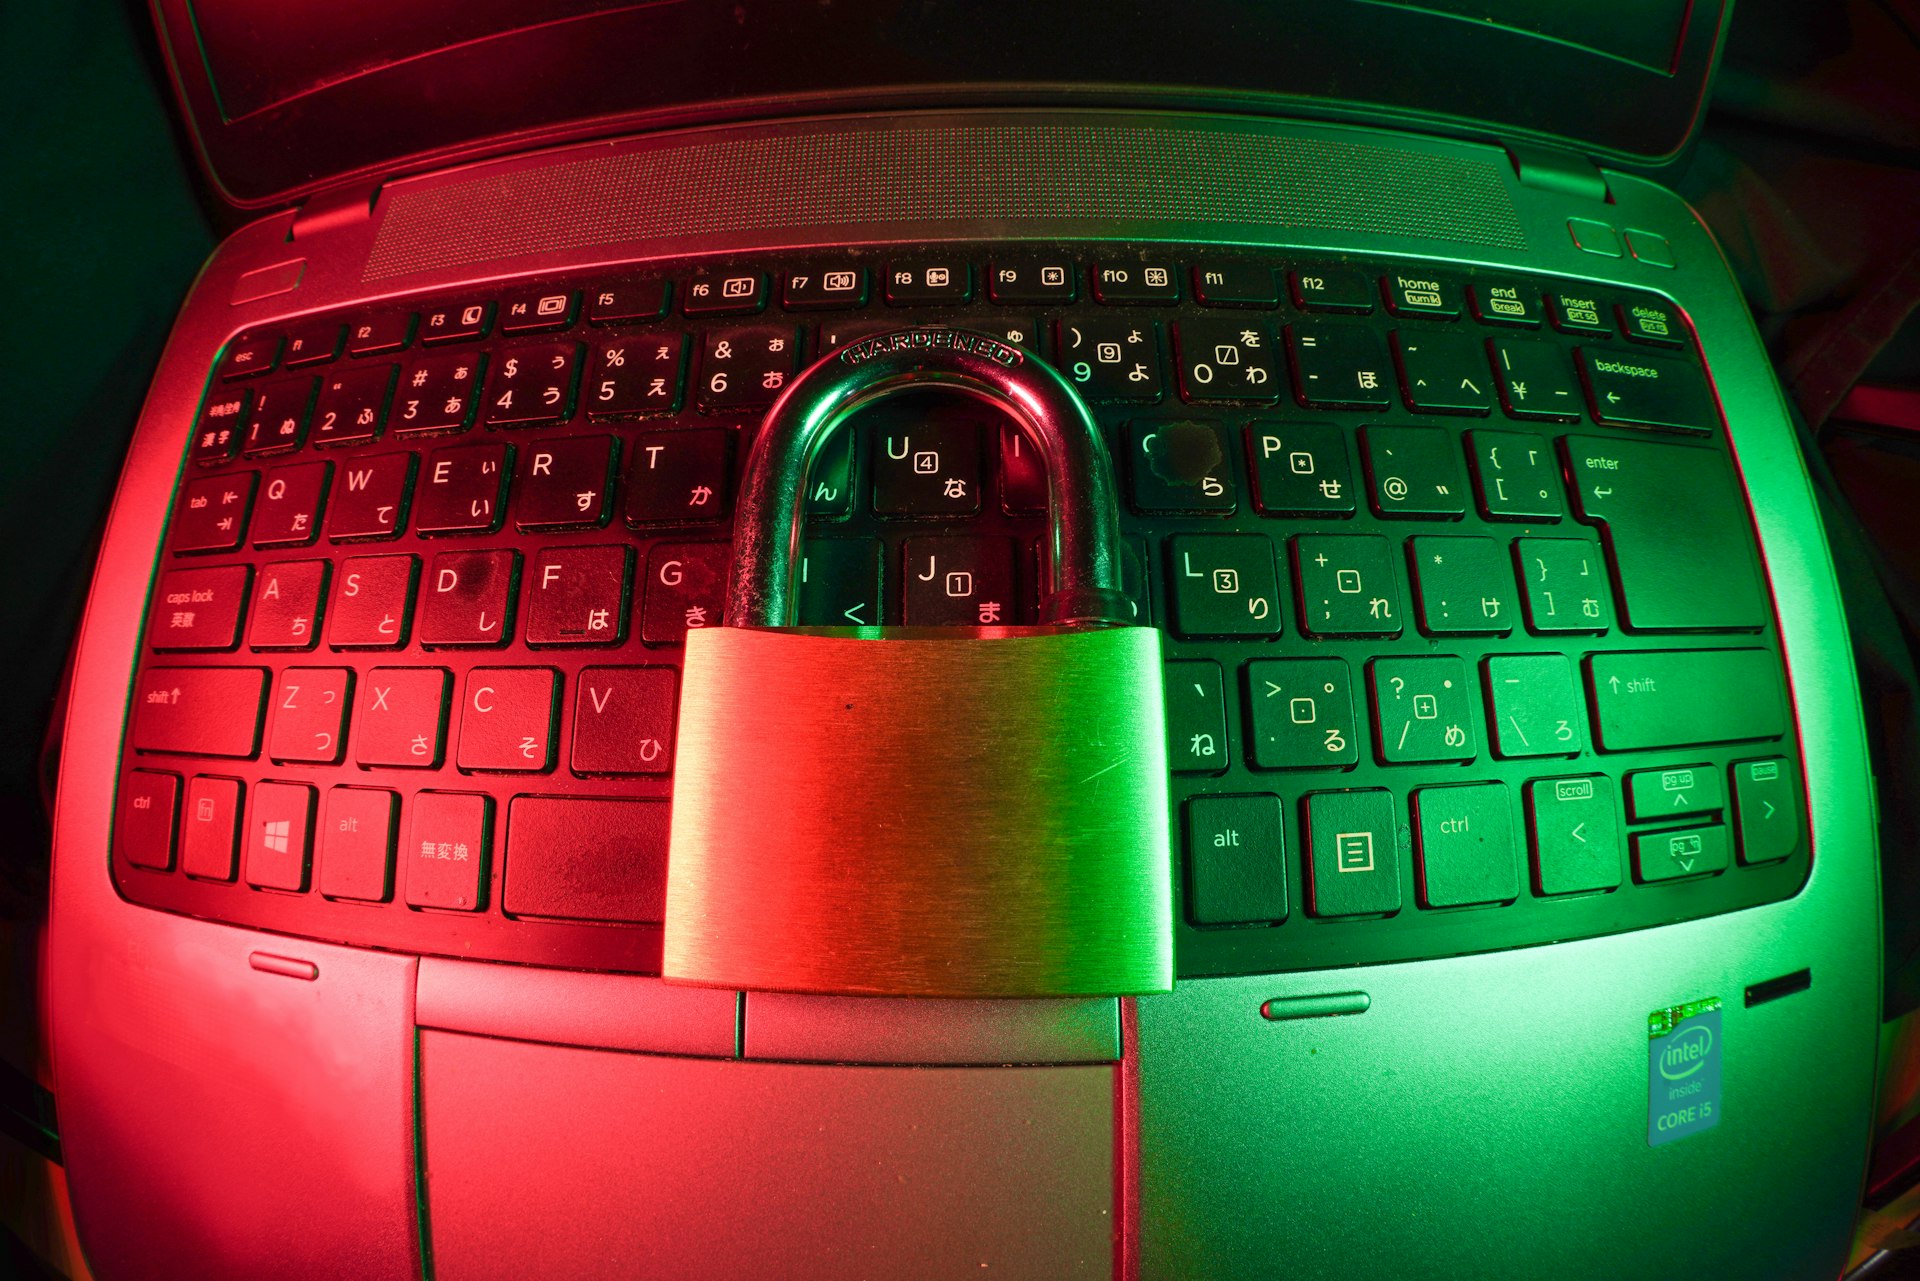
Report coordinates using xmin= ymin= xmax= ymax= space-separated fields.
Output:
xmin=115 ymin=245 xmax=1809 ymax=978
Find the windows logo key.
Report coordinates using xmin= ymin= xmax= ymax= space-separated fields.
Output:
xmin=262 ymin=819 xmax=290 ymax=855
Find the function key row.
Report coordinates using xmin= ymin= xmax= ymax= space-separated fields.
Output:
xmin=214 ymin=260 xmax=1689 ymax=381
xmin=1184 ymin=759 xmax=1797 ymax=927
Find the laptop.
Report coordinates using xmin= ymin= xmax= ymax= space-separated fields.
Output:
xmin=47 ymin=2 xmax=1880 ymax=1277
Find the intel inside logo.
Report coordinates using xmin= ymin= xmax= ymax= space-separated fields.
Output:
xmin=1657 ymin=1025 xmax=1714 ymax=1081
xmin=1648 ymin=1004 xmax=1722 ymax=1146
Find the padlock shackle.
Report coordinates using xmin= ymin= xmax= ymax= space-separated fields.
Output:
xmin=729 ymin=328 xmax=1134 ymax=629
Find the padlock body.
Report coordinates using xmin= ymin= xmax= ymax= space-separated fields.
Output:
xmin=664 ymin=625 xmax=1172 ymax=997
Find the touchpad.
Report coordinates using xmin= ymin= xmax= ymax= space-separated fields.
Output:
xmin=419 ymin=1031 xmax=1116 ymax=1280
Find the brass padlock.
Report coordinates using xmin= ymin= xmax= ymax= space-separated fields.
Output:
xmin=663 ymin=328 xmax=1172 ymax=998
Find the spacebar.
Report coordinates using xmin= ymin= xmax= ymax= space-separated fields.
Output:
xmin=503 ymin=796 xmax=669 ymax=924
xmin=131 ymin=666 xmax=267 ymax=758
xmin=1586 ymin=649 xmax=1785 ymax=751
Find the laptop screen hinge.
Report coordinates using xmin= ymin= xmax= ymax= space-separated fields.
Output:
xmin=289 ymin=181 xmax=380 ymax=242
xmin=1506 ymin=142 xmax=1610 ymax=203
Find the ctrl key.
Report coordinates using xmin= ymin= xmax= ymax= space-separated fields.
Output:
xmin=117 ymin=771 xmax=180 ymax=870
xmin=405 ymin=791 xmax=492 ymax=911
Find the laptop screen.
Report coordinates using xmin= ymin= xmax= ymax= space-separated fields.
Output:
xmin=157 ymin=0 xmax=1726 ymax=208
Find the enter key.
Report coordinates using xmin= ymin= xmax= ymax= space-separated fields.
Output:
xmin=1565 ymin=436 xmax=1769 ymax=631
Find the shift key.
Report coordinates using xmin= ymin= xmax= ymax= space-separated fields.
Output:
xmin=132 ymin=667 xmax=267 ymax=758
xmin=1587 ymin=650 xmax=1785 ymax=751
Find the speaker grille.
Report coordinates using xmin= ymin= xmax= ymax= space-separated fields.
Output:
xmin=365 ymin=119 xmax=1526 ymax=280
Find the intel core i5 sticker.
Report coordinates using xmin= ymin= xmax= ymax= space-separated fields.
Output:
xmin=1648 ymin=997 xmax=1722 ymax=1146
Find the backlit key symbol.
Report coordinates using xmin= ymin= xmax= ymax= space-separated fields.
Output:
xmin=1335 ymin=832 xmax=1374 ymax=873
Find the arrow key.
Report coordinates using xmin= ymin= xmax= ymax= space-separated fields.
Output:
xmin=1526 ymin=775 xmax=1622 ymax=894
xmin=1626 ymin=764 xmax=1725 ymax=820
xmin=1632 ymin=824 xmax=1730 ymax=883
xmin=1732 ymin=757 xmax=1798 ymax=864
